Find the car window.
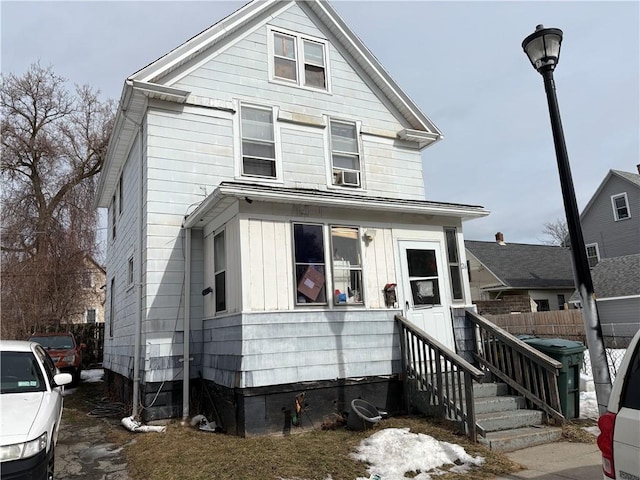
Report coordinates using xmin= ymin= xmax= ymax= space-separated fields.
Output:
xmin=29 ymin=335 xmax=74 ymax=349
xmin=621 ymin=341 xmax=640 ymax=410
xmin=0 ymin=351 xmax=46 ymax=394
xmin=34 ymin=345 xmax=57 ymax=386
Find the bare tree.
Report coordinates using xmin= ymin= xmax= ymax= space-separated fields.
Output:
xmin=541 ymin=218 xmax=569 ymax=247
xmin=1 ymin=63 xmax=115 ymax=338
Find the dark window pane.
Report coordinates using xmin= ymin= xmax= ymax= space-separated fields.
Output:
xmin=304 ymin=64 xmax=325 ymax=89
xmin=294 ymin=224 xmax=324 ymax=263
xmin=406 ymin=249 xmax=438 ymax=277
xmin=275 ymin=57 xmax=296 ymax=81
xmin=450 ymin=266 xmax=463 ymax=300
xmin=445 ymin=228 xmax=459 ymax=263
xmin=215 ymin=272 xmax=226 ymax=312
xmin=243 ymin=158 xmax=276 ymax=177
xmin=410 ymin=279 xmax=440 ymax=306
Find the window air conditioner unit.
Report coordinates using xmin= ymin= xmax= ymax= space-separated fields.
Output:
xmin=335 ymin=170 xmax=360 ymax=187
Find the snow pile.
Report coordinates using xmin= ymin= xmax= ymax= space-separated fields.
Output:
xmin=81 ymin=368 xmax=104 ymax=383
xmin=351 ymin=428 xmax=484 ymax=480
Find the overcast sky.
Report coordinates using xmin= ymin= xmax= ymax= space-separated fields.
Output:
xmin=2 ymin=1 xmax=638 ymax=245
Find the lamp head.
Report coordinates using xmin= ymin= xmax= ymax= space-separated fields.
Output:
xmin=522 ymin=25 xmax=563 ymax=73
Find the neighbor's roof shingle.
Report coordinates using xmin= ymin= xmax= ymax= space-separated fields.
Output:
xmin=592 ymin=254 xmax=640 ymax=299
xmin=465 ymin=241 xmax=575 ymax=289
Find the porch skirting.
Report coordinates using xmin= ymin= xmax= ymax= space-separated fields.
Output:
xmin=198 ymin=375 xmax=404 ymax=437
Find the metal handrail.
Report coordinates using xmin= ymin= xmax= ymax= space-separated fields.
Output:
xmin=395 ymin=314 xmax=484 ymax=441
xmin=465 ymin=309 xmax=565 ymax=423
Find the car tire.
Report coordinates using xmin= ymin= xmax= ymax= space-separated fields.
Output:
xmin=47 ymin=444 xmax=55 ymax=480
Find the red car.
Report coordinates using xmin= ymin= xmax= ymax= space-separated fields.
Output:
xmin=28 ymin=333 xmax=86 ymax=385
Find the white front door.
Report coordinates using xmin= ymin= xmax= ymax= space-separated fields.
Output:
xmin=399 ymin=240 xmax=455 ymax=350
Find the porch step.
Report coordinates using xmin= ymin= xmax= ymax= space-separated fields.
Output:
xmin=474 ymin=395 xmax=525 ymax=414
xmin=478 ymin=426 xmax=563 ymax=452
xmin=473 ymin=381 xmax=562 ymax=452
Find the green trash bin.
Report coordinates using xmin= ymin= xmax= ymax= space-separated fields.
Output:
xmin=520 ymin=337 xmax=586 ymax=419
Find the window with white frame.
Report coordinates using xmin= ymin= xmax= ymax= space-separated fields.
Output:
xmin=444 ymin=227 xmax=464 ymax=301
xmin=214 ymin=231 xmax=226 ymax=313
xmin=118 ymin=174 xmax=123 ymax=215
xmin=330 ymin=226 xmax=363 ymax=305
xmin=586 ymin=243 xmax=600 ymax=268
xmin=293 ymin=223 xmax=327 ymax=305
xmin=271 ymin=29 xmax=328 ymax=90
xmin=86 ymin=309 xmax=96 ymax=324
xmin=611 ymin=193 xmax=630 ymax=221
xmin=109 ymin=277 xmax=115 ymax=337
xmin=127 ymin=256 xmax=134 ymax=287
xmin=330 ymin=119 xmax=361 ymax=187
xmin=240 ymin=104 xmax=276 ymax=178
xmin=111 ymin=195 xmax=116 ymax=240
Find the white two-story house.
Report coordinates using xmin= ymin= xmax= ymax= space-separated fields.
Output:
xmin=95 ymin=0 xmax=489 ymax=435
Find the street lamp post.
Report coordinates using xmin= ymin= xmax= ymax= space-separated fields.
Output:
xmin=522 ymin=25 xmax=611 ymax=415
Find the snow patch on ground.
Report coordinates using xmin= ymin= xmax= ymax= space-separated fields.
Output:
xmin=81 ymin=368 xmax=104 ymax=383
xmin=350 ymin=428 xmax=484 ymax=480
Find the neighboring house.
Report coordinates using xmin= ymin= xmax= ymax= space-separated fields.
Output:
xmin=571 ymin=167 xmax=640 ymax=343
xmin=69 ymin=256 xmax=106 ymax=324
xmin=588 ymin=254 xmax=640 ymax=345
xmin=94 ymin=0 xmax=488 ymax=435
xmin=466 ymin=233 xmax=575 ymax=312
xmin=580 ymin=167 xmax=640 ymax=266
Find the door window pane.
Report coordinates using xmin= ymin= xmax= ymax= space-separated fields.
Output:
xmin=406 ymin=249 xmax=438 ymax=277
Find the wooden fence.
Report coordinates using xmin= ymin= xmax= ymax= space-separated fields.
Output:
xmin=485 ymin=310 xmax=585 ymax=342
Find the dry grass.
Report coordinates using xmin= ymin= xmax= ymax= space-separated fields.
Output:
xmin=66 ymin=381 xmax=607 ymax=480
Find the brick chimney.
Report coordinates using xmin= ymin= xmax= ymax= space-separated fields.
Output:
xmin=495 ymin=232 xmax=506 ymax=245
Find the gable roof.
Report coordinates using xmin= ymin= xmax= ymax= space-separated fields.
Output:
xmin=96 ymin=0 xmax=443 ymax=208
xmin=465 ymin=241 xmax=575 ymax=290
xmin=579 ymin=168 xmax=640 ymax=220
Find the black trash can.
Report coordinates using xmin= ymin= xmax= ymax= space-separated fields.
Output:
xmin=520 ymin=337 xmax=586 ymax=419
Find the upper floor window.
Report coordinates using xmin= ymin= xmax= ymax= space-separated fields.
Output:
xmin=611 ymin=193 xmax=630 ymax=221
xmin=331 ymin=226 xmax=363 ymax=305
xmin=330 ymin=119 xmax=361 ymax=188
xmin=118 ymin=174 xmax=123 ymax=215
xmin=240 ymin=104 xmax=276 ymax=178
xmin=270 ymin=28 xmax=328 ymax=91
xmin=214 ymin=231 xmax=226 ymax=313
xmin=127 ymin=256 xmax=134 ymax=287
xmin=586 ymin=243 xmax=600 ymax=268
xmin=111 ymin=195 xmax=116 ymax=240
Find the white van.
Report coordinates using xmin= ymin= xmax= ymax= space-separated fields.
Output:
xmin=597 ymin=329 xmax=640 ymax=479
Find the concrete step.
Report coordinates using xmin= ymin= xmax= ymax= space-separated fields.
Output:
xmin=473 ymin=382 xmax=509 ymax=398
xmin=478 ymin=426 xmax=563 ymax=452
xmin=476 ymin=409 xmax=544 ymax=432
xmin=474 ymin=395 xmax=526 ymax=414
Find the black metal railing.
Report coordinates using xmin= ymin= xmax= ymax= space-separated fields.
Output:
xmin=466 ymin=309 xmax=564 ymax=423
xmin=396 ymin=314 xmax=484 ymax=441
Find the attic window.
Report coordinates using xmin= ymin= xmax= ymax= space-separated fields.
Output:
xmin=269 ymin=27 xmax=328 ymax=92
xmin=611 ymin=192 xmax=630 ymax=221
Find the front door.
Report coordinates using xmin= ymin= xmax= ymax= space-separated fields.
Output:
xmin=399 ymin=240 xmax=455 ymax=350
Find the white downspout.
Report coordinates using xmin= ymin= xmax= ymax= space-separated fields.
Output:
xmin=182 ymin=227 xmax=191 ymax=421
xmin=132 ymin=123 xmax=144 ymax=419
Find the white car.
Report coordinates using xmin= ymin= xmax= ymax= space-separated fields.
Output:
xmin=0 ymin=340 xmax=72 ymax=480
xmin=597 ymin=329 xmax=640 ymax=479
